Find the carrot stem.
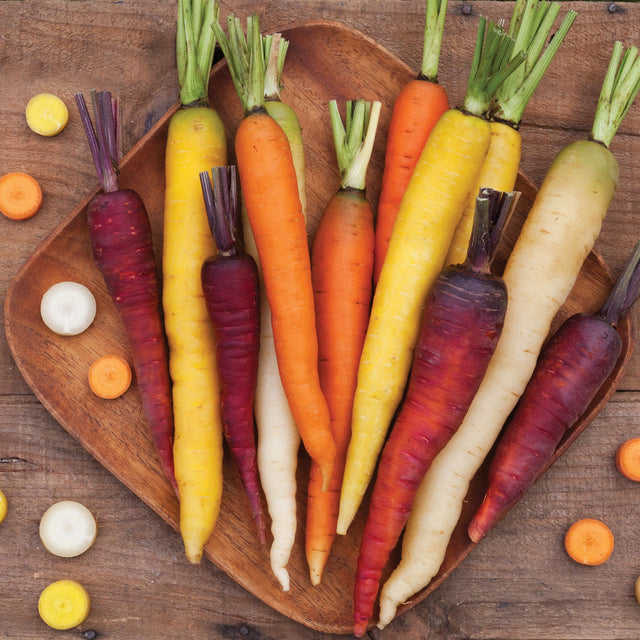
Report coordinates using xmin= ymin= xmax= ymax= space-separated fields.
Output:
xmin=599 ymin=240 xmax=640 ymax=326
xmin=420 ymin=0 xmax=448 ymax=81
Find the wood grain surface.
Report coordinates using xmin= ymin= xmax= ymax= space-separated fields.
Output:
xmin=2 ymin=2 xmax=640 ymax=639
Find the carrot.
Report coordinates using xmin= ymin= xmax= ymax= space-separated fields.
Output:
xmin=75 ymin=90 xmax=177 ymax=493
xmin=468 ymin=240 xmax=640 ymax=543
xmin=306 ymin=99 xmax=380 ymax=586
xmin=377 ymin=41 xmax=640 ymax=629
xmin=199 ymin=165 xmax=265 ymax=544
xmin=564 ymin=518 xmax=614 ymax=565
xmin=25 ymin=93 xmax=69 ymax=137
xmin=0 ymin=171 xmax=43 ymax=220
xmin=353 ymin=189 xmax=515 ymax=636
xmin=213 ymin=14 xmax=336 ymax=490
xmin=88 ymin=354 xmax=132 ymax=399
xmin=338 ymin=18 xmax=525 ymax=535
xmin=446 ymin=0 xmax=576 ymax=265
xmin=616 ymin=437 xmax=640 ymax=481
xmin=252 ymin=31 xmax=306 ymax=590
xmin=162 ymin=0 xmax=227 ymax=563
xmin=373 ymin=0 xmax=450 ymax=283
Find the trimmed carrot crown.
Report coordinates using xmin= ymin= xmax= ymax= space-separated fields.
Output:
xmin=492 ymin=0 xmax=577 ymax=125
xmin=419 ymin=0 xmax=448 ymax=82
xmin=591 ymin=42 xmax=640 ymax=148
xmin=176 ymin=0 xmax=220 ymax=106
xmin=329 ymin=100 xmax=381 ymax=192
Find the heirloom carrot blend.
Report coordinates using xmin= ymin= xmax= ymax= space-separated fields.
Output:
xmin=378 ymin=41 xmax=640 ymax=628
xmin=468 ymin=240 xmax=640 ymax=542
xmin=75 ymin=90 xmax=176 ymax=491
xmin=373 ymin=0 xmax=450 ymax=282
xmin=163 ymin=0 xmax=227 ymax=563
xmin=200 ymin=166 xmax=265 ymax=543
xmin=446 ymin=0 xmax=576 ymax=265
xmin=306 ymin=99 xmax=380 ymax=586
xmin=214 ymin=14 xmax=336 ymax=489
xmin=338 ymin=18 xmax=524 ymax=535
xmin=353 ymin=189 xmax=514 ymax=636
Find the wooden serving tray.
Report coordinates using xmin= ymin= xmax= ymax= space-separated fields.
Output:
xmin=4 ymin=19 xmax=632 ymax=635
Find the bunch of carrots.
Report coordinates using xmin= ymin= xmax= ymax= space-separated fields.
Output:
xmin=71 ymin=0 xmax=640 ymax=635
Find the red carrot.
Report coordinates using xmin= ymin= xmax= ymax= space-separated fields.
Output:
xmin=353 ymin=189 xmax=516 ymax=636
xmin=75 ymin=90 xmax=176 ymax=492
xmin=468 ymin=240 xmax=640 ymax=544
xmin=373 ymin=0 xmax=450 ymax=284
xmin=200 ymin=165 xmax=265 ymax=544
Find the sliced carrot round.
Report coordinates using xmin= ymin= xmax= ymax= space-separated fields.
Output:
xmin=0 ymin=489 xmax=7 ymax=524
xmin=26 ymin=93 xmax=69 ymax=137
xmin=564 ymin=518 xmax=614 ymax=566
xmin=0 ymin=172 xmax=43 ymax=220
xmin=616 ymin=437 xmax=640 ymax=481
xmin=38 ymin=579 xmax=90 ymax=630
xmin=88 ymin=355 xmax=132 ymax=399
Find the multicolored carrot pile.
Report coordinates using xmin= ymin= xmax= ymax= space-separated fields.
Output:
xmin=306 ymin=98 xmax=380 ymax=587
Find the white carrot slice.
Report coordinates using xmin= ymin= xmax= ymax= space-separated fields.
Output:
xmin=39 ymin=500 xmax=97 ymax=557
xmin=40 ymin=282 xmax=96 ymax=336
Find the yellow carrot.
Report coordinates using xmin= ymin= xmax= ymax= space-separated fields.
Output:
xmin=446 ymin=0 xmax=576 ymax=265
xmin=163 ymin=0 xmax=227 ymax=564
xmin=337 ymin=18 xmax=523 ymax=535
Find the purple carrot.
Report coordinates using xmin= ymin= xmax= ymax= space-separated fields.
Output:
xmin=468 ymin=240 xmax=640 ymax=544
xmin=199 ymin=166 xmax=265 ymax=544
xmin=353 ymin=188 xmax=518 ymax=637
xmin=75 ymin=90 xmax=176 ymax=493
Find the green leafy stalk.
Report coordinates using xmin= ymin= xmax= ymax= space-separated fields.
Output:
xmin=420 ymin=0 xmax=449 ymax=81
xmin=463 ymin=17 xmax=526 ymax=116
xmin=263 ymin=33 xmax=289 ymax=101
xmin=493 ymin=0 xmax=577 ymax=124
xmin=176 ymin=0 xmax=219 ymax=106
xmin=213 ymin=13 xmax=265 ymax=114
xmin=591 ymin=41 xmax=640 ymax=148
xmin=329 ymin=100 xmax=381 ymax=192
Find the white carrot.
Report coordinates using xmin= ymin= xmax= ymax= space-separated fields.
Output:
xmin=378 ymin=41 xmax=640 ymax=628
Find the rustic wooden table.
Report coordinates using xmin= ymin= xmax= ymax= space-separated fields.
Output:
xmin=3 ymin=1 xmax=640 ymax=639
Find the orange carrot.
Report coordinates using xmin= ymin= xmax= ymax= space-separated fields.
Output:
xmin=306 ymin=99 xmax=380 ymax=585
xmin=616 ymin=438 xmax=640 ymax=481
xmin=0 ymin=172 xmax=43 ymax=220
xmin=214 ymin=14 xmax=336 ymax=488
xmin=373 ymin=0 xmax=449 ymax=284
xmin=88 ymin=355 xmax=132 ymax=399
xmin=564 ymin=518 xmax=614 ymax=566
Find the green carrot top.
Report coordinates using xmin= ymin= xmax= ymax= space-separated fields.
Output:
xmin=329 ymin=100 xmax=381 ymax=192
xmin=463 ymin=17 xmax=526 ymax=117
xmin=419 ymin=0 xmax=449 ymax=81
xmin=176 ymin=0 xmax=220 ymax=106
xmin=492 ymin=0 xmax=577 ymax=125
xmin=591 ymin=42 xmax=640 ymax=148
xmin=213 ymin=13 xmax=265 ymax=114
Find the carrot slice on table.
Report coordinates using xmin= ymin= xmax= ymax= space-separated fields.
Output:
xmin=88 ymin=355 xmax=132 ymax=399
xmin=0 ymin=172 xmax=43 ymax=220
xmin=616 ymin=437 xmax=640 ymax=481
xmin=564 ymin=518 xmax=614 ymax=566
xmin=25 ymin=93 xmax=69 ymax=136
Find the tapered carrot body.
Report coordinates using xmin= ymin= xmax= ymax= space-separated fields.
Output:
xmin=468 ymin=240 xmax=640 ymax=543
xmin=75 ymin=90 xmax=176 ymax=493
xmin=307 ymin=191 xmax=374 ymax=584
xmin=353 ymin=189 xmax=512 ymax=636
xmin=200 ymin=166 xmax=264 ymax=544
xmin=163 ymin=0 xmax=227 ymax=563
xmin=235 ymin=110 xmax=336 ymax=487
xmin=374 ymin=0 xmax=450 ymax=283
